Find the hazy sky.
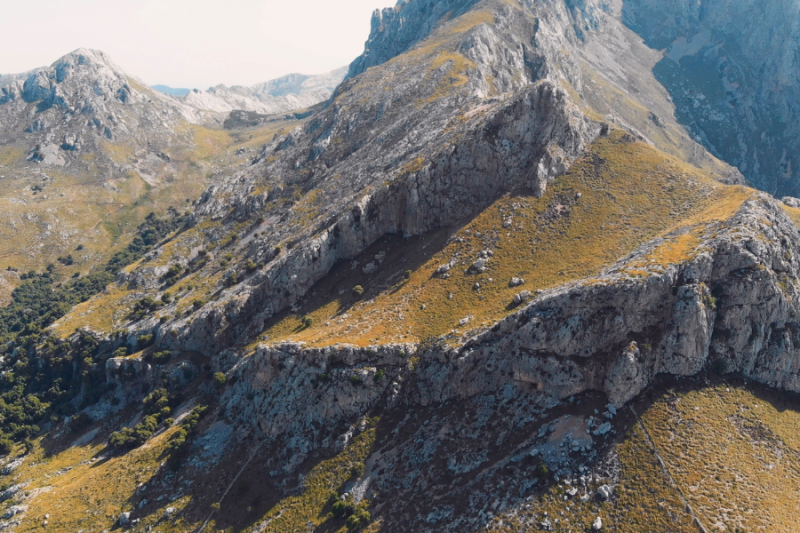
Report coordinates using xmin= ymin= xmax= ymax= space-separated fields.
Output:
xmin=0 ymin=0 xmax=388 ymax=89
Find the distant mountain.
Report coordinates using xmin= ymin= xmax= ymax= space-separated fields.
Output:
xmin=176 ymin=66 xmax=347 ymax=115
xmin=0 ymin=48 xmax=304 ymax=276
xmin=151 ymin=84 xmax=191 ymax=96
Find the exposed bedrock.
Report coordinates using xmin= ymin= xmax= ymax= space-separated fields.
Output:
xmin=164 ymin=82 xmax=602 ymax=354
xmin=222 ymin=194 xmax=800 ymax=444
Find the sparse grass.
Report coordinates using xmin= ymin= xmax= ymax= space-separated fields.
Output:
xmin=639 ymin=386 xmax=800 ymax=531
xmin=13 ymin=427 xmax=188 ymax=533
xmin=0 ymin=145 xmax=25 ymax=166
xmin=490 ymin=380 xmax=800 ymax=532
xmin=52 ymin=285 xmax=135 ymax=337
xmin=781 ymin=204 xmax=800 ymax=227
xmin=245 ymin=420 xmax=377 ymax=533
xmin=260 ymin=132 xmax=752 ymax=347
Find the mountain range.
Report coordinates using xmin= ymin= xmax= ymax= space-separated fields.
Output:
xmin=0 ymin=0 xmax=799 ymax=532
xmin=174 ymin=67 xmax=348 ymax=116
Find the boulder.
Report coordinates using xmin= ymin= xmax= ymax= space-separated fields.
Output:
xmin=513 ymin=290 xmax=531 ymax=305
xmin=597 ymin=484 xmax=613 ymax=501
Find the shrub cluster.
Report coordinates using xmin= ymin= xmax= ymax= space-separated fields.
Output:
xmin=108 ymin=389 xmax=172 ymax=450
xmin=0 ymin=210 xmax=187 ymax=448
xmin=329 ymin=493 xmax=371 ymax=530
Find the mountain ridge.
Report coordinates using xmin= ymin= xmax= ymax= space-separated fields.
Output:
xmin=1 ymin=1 xmax=800 ymax=532
xmin=175 ymin=66 xmax=347 ymax=116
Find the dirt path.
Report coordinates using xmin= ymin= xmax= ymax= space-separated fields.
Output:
xmin=629 ymin=405 xmax=709 ymax=533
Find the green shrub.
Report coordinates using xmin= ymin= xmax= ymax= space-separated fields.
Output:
xmin=346 ymin=509 xmax=371 ymax=530
xmin=109 ymin=427 xmax=137 ymax=449
xmin=0 ymin=438 xmax=13 ymax=455
xmin=143 ymin=388 xmax=169 ymax=414
xmin=164 ymin=264 xmax=183 ymax=281
xmin=246 ymin=259 xmax=257 ymax=272
xmin=213 ymin=372 xmax=227 ymax=387
xmin=301 ymin=316 xmax=314 ymax=329
xmin=350 ymin=374 xmax=363 ymax=386
xmin=136 ymin=334 xmax=155 ymax=351
xmin=150 ymin=351 xmax=171 ymax=364
xmin=373 ymin=369 xmax=385 ymax=382
xmin=535 ymin=463 xmax=549 ymax=478
xmin=112 ymin=347 xmax=128 ymax=358
xmin=168 ymin=428 xmax=188 ymax=451
xmin=352 ymin=285 xmax=364 ymax=297
xmin=332 ymin=500 xmax=348 ymax=518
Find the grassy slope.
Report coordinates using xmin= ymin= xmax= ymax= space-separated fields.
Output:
xmin=257 ymin=132 xmax=752 ymax=348
xmin=4 ymin=418 xmax=378 ymax=533
xmin=491 ymin=379 xmax=800 ymax=533
xmin=0 ymin=119 xmax=300 ymax=283
xmin=7 ymin=427 xmax=195 ymax=533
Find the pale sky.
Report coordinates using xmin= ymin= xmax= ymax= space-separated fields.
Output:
xmin=0 ymin=0 xmax=388 ymax=89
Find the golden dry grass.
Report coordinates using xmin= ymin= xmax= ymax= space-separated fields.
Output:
xmin=259 ymin=132 xmax=751 ymax=347
xmin=12 ymin=427 xmax=187 ymax=533
xmin=490 ymin=381 xmax=800 ymax=533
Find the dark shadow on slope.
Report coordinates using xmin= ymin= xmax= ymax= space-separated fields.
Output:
xmin=257 ymin=228 xmax=452 ymax=335
xmin=620 ymin=0 xmax=799 ymax=197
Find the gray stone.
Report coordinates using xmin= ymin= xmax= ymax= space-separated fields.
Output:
xmin=597 ymin=485 xmax=613 ymax=501
xmin=513 ymin=290 xmax=531 ymax=305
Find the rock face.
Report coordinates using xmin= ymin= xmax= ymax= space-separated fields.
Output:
xmin=176 ymin=67 xmax=348 ymax=116
xmin=224 ymin=191 xmax=800 ymax=439
xmin=212 ymin=190 xmax=800 ymax=531
xmin=623 ymin=0 xmax=800 ymax=196
xmin=347 ymin=0 xmax=481 ymax=79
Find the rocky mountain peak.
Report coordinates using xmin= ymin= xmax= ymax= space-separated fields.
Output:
xmin=0 ymin=48 xmax=200 ymax=167
xmin=346 ymin=0 xmax=480 ymax=79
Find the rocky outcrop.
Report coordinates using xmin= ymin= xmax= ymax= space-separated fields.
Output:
xmin=204 ymin=191 xmax=800 ymax=531
xmin=213 ymin=191 xmax=799 ymax=509
xmin=347 ymin=0 xmax=481 ymax=79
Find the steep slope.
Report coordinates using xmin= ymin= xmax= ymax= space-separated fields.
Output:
xmin=2 ymin=0 xmax=800 ymax=532
xmin=176 ymin=67 xmax=348 ymax=116
xmin=622 ymin=0 xmax=800 ymax=197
